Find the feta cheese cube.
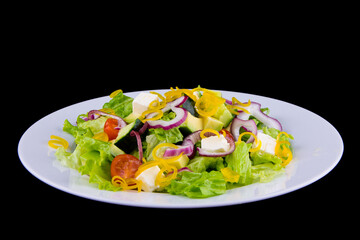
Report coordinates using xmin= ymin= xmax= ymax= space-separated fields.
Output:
xmin=132 ymin=92 xmax=159 ymax=116
xmin=135 ymin=165 xmax=163 ymax=192
xmin=201 ymin=135 xmax=230 ymax=152
xmin=253 ymin=132 xmax=276 ymax=155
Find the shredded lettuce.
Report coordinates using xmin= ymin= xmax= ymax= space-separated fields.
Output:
xmin=166 ymin=171 xmax=226 ymax=198
xmin=225 ymin=141 xmax=253 ymax=186
xmin=102 ymin=91 xmax=133 ymax=118
xmin=187 ymin=156 xmax=224 ymax=173
xmin=56 ymin=120 xmax=118 ymax=191
xmin=250 ymin=150 xmax=284 ymax=183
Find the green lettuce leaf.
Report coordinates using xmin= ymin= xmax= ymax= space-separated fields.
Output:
xmin=55 ymin=136 xmax=117 ymax=191
xmin=77 ymin=116 xmax=108 ymax=135
xmin=187 ymin=156 xmax=224 ymax=173
xmin=147 ymin=111 xmax=183 ymax=144
xmin=251 ymin=163 xmax=284 ymax=183
xmin=250 ymin=150 xmax=283 ymax=166
xmin=166 ymin=171 xmax=226 ymax=198
xmin=225 ymin=141 xmax=252 ymax=185
xmin=63 ymin=119 xmax=93 ymax=140
xmin=102 ymin=91 xmax=133 ymax=118
xmin=148 ymin=127 xmax=183 ymax=144
xmin=250 ymin=150 xmax=284 ymax=183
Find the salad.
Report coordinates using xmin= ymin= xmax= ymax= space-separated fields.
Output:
xmin=49 ymin=87 xmax=294 ymax=198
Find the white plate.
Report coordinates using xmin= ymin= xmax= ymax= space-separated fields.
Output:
xmin=18 ymin=90 xmax=343 ymax=208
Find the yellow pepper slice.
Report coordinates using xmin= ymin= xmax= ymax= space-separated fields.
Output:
xmin=98 ymin=108 xmax=115 ymax=114
xmin=195 ymin=92 xmax=225 ymax=117
xmin=140 ymin=109 xmax=163 ymax=123
xmin=149 ymin=91 xmax=167 ymax=109
xmin=151 ymin=143 xmax=183 ymax=164
xmin=200 ymin=128 xmax=221 ymax=139
xmin=111 ymin=176 xmax=142 ymax=192
xmin=275 ymin=131 xmax=293 ymax=166
xmin=155 ymin=165 xmax=178 ymax=187
xmin=92 ymin=132 xmax=109 ymax=142
xmin=232 ymin=97 xmax=251 ymax=107
xmin=221 ymin=167 xmax=240 ymax=183
xmin=48 ymin=135 xmax=69 ymax=149
xmin=109 ymin=89 xmax=123 ymax=98
xmin=237 ymin=132 xmax=262 ymax=152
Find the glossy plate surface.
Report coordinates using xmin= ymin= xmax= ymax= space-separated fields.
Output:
xmin=18 ymin=90 xmax=343 ymax=208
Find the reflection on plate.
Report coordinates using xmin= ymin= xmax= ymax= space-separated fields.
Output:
xmin=18 ymin=90 xmax=343 ymax=208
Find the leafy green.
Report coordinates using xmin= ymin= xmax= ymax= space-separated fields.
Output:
xmin=63 ymin=119 xmax=93 ymax=140
xmin=147 ymin=111 xmax=183 ymax=144
xmin=250 ymin=150 xmax=284 ymax=183
xmin=78 ymin=116 xmax=108 ymax=135
xmin=251 ymin=163 xmax=284 ymax=183
xmin=187 ymin=156 xmax=224 ymax=173
xmin=225 ymin=141 xmax=252 ymax=185
xmin=102 ymin=91 xmax=133 ymax=118
xmin=250 ymin=150 xmax=283 ymax=166
xmin=148 ymin=127 xmax=183 ymax=144
xmin=262 ymin=127 xmax=294 ymax=140
xmin=55 ymin=136 xmax=118 ymax=191
xmin=166 ymin=171 xmax=226 ymax=198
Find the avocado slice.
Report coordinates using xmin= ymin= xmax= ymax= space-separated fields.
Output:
xmin=203 ymin=116 xmax=224 ymax=131
xmin=180 ymin=113 xmax=203 ymax=136
xmin=168 ymin=154 xmax=189 ymax=169
xmin=212 ymin=104 xmax=234 ymax=128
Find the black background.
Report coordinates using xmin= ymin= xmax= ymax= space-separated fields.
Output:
xmin=10 ymin=12 xmax=353 ymax=236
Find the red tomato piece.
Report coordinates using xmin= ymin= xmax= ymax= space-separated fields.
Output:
xmin=104 ymin=118 xmax=120 ymax=141
xmin=110 ymin=154 xmax=142 ymax=179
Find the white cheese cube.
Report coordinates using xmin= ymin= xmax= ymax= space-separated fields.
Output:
xmin=132 ymin=92 xmax=159 ymax=116
xmin=135 ymin=165 xmax=163 ymax=192
xmin=201 ymin=135 xmax=230 ymax=152
xmin=253 ymin=132 xmax=277 ymax=155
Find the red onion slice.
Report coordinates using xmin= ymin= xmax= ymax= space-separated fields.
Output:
xmin=159 ymin=95 xmax=188 ymax=113
xmin=147 ymin=106 xmax=188 ymax=130
xmin=88 ymin=110 xmax=127 ymax=130
xmin=163 ymin=145 xmax=194 ymax=157
xmin=230 ymin=118 xmax=257 ymax=143
xmin=130 ymin=130 xmax=143 ymax=161
xmin=236 ymin=102 xmax=282 ymax=131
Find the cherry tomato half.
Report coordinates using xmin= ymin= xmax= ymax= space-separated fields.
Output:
xmin=110 ymin=154 xmax=142 ymax=179
xmin=104 ymin=118 xmax=120 ymax=141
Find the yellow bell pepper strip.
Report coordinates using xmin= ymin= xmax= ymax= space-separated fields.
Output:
xmin=149 ymin=91 xmax=167 ymax=109
xmin=98 ymin=108 xmax=115 ymax=114
xmin=92 ymin=132 xmax=109 ymax=142
xmin=48 ymin=135 xmax=69 ymax=150
xmin=275 ymin=131 xmax=293 ymax=166
xmin=164 ymin=87 xmax=183 ymax=102
xmin=200 ymin=128 xmax=221 ymax=139
xmin=109 ymin=89 xmax=123 ymax=98
xmin=195 ymin=91 xmax=226 ymax=117
xmin=221 ymin=167 xmax=240 ymax=183
xmin=111 ymin=175 xmax=143 ymax=192
xmin=237 ymin=132 xmax=262 ymax=152
xmin=225 ymin=97 xmax=251 ymax=115
xmin=151 ymin=143 xmax=183 ymax=164
xmin=164 ymin=87 xmax=197 ymax=103
xmin=155 ymin=165 xmax=178 ymax=187
xmin=232 ymin=97 xmax=251 ymax=107
xmin=139 ymin=109 xmax=163 ymax=123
